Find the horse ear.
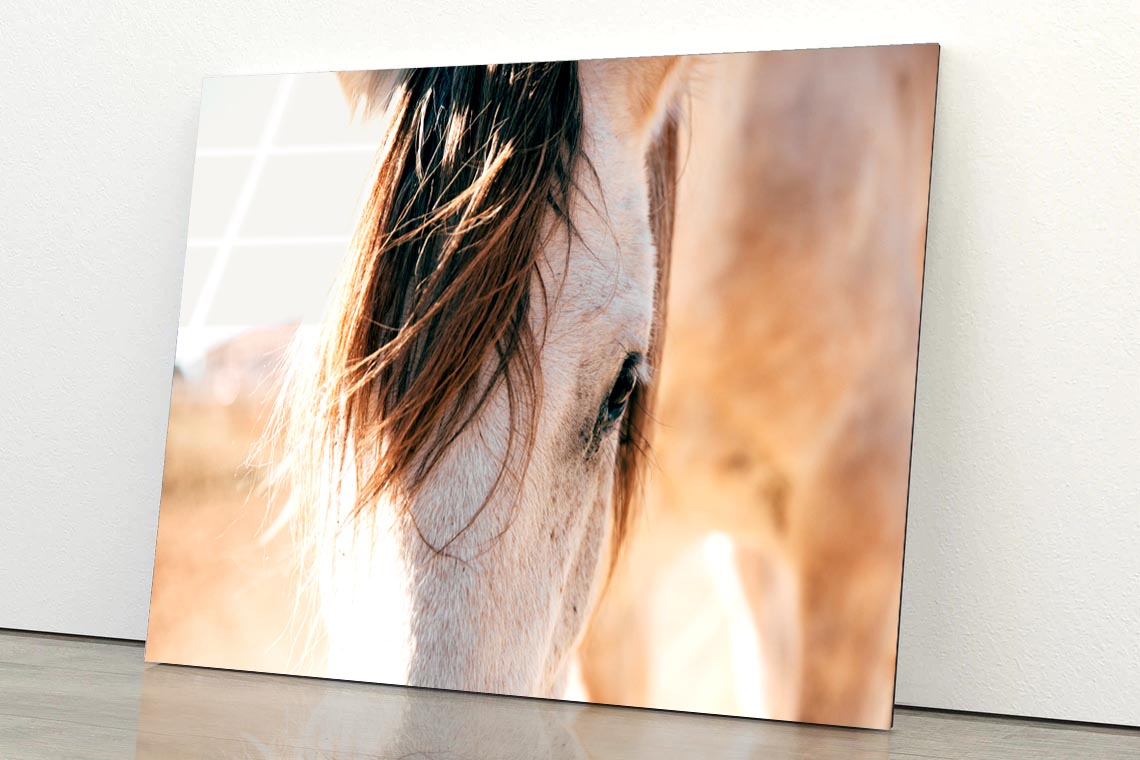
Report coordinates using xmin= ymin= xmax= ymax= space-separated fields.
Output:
xmin=337 ymin=70 xmax=402 ymax=121
xmin=584 ymin=56 xmax=689 ymax=146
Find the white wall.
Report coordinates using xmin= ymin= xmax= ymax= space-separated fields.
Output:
xmin=1 ymin=0 xmax=1137 ymax=727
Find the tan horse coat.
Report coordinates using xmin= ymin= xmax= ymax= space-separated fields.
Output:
xmin=578 ymin=45 xmax=939 ymax=728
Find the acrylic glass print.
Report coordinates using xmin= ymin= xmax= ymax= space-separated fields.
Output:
xmin=146 ymin=44 xmax=940 ymax=730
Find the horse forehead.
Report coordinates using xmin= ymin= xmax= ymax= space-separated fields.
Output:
xmin=561 ymin=151 xmax=656 ymax=305
xmin=539 ymin=195 xmax=656 ymax=338
xmin=538 ymin=80 xmax=658 ymax=343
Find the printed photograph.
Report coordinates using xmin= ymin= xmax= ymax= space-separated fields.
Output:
xmin=146 ymin=44 xmax=939 ymax=730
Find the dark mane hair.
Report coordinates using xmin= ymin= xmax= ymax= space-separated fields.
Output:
xmin=275 ymin=62 xmax=675 ymax=560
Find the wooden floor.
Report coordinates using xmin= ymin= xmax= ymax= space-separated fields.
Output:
xmin=1 ymin=630 xmax=1137 ymax=759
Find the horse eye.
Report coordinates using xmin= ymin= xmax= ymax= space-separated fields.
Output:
xmin=604 ymin=355 xmax=640 ymax=423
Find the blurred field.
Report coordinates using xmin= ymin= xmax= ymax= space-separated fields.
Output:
xmin=146 ymin=327 xmax=325 ymax=676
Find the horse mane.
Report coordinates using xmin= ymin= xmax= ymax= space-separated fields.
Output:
xmin=274 ymin=62 xmax=676 ymax=560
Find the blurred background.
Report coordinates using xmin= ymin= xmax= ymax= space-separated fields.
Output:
xmin=147 ymin=72 xmax=379 ymax=675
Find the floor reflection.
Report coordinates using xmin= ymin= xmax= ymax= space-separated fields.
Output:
xmin=135 ymin=663 xmax=890 ymax=759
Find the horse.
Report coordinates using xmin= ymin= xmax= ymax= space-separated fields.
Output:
xmin=576 ymin=45 xmax=939 ymax=728
xmin=270 ymin=46 xmax=937 ymax=729
xmin=271 ymin=59 xmax=687 ymax=698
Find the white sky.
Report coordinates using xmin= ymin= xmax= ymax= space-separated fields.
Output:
xmin=176 ymin=72 xmax=381 ymax=368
